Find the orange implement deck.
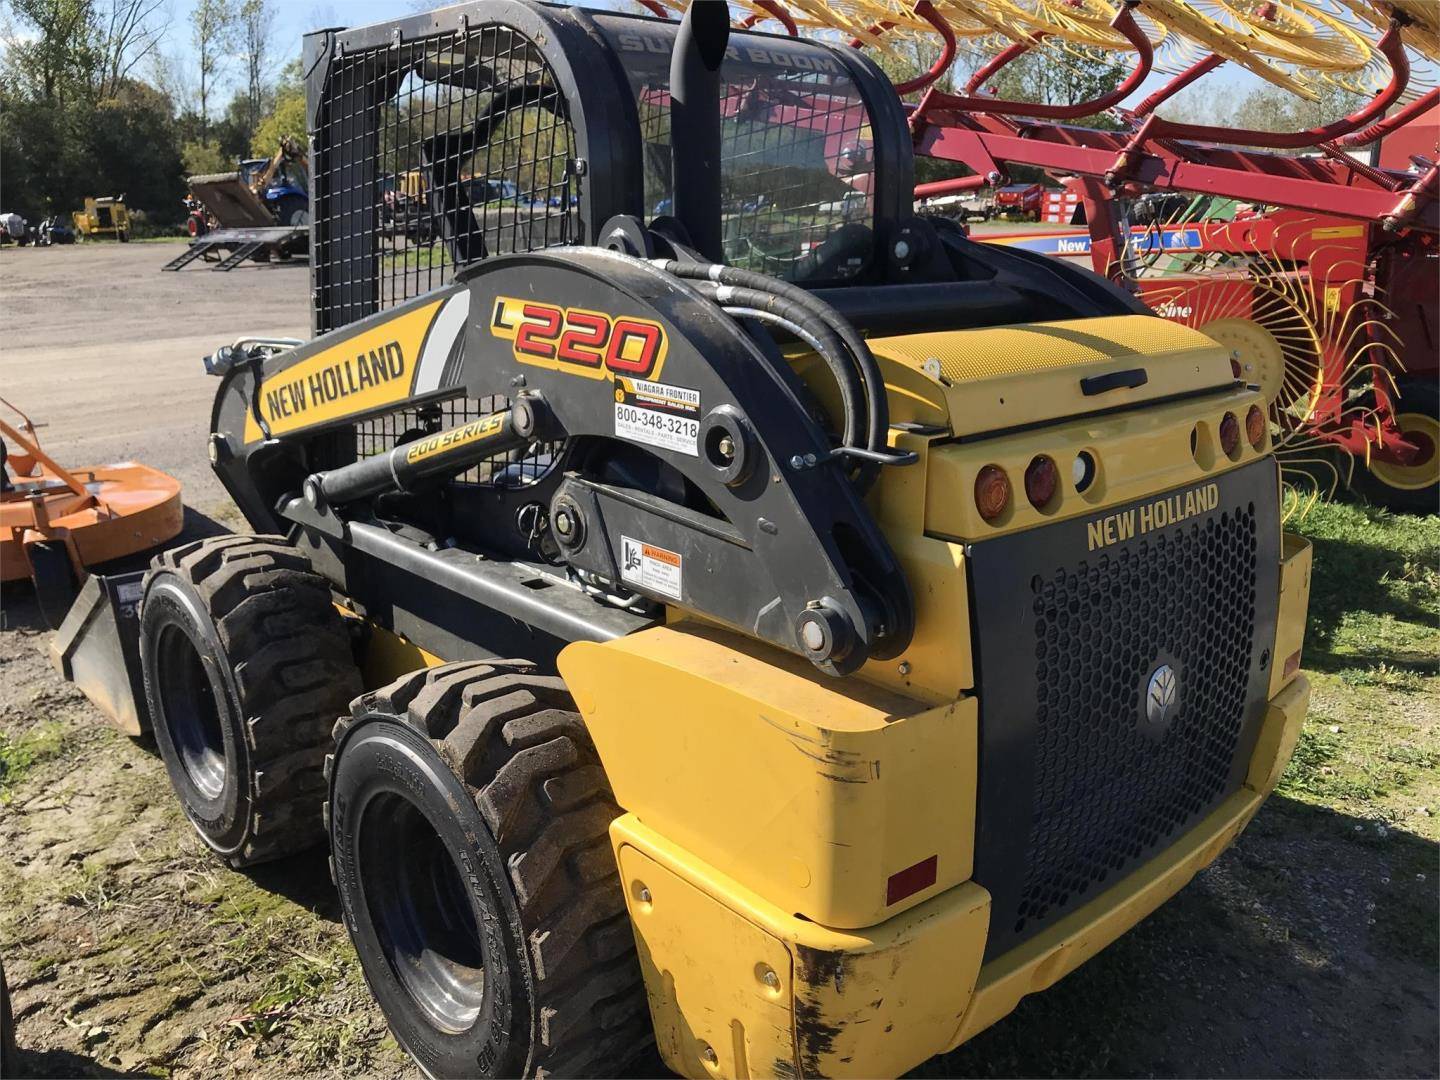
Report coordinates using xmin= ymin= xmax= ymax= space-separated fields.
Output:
xmin=1 ymin=461 xmax=183 ymax=581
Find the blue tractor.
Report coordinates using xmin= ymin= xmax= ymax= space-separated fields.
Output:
xmin=237 ymin=139 xmax=310 ymax=226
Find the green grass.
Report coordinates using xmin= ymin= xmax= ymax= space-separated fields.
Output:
xmin=1295 ymin=500 xmax=1439 ymax=680
xmin=1279 ymin=498 xmax=1439 ymax=963
xmin=0 ymin=721 xmax=65 ymax=802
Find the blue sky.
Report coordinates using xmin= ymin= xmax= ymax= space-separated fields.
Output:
xmin=159 ymin=0 xmax=1259 ymax=109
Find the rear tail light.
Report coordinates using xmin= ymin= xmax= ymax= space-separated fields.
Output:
xmin=1025 ymin=455 xmax=1059 ymax=508
xmin=975 ymin=465 xmax=1011 ymax=521
xmin=1219 ymin=412 xmax=1240 ymax=457
xmin=1246 ymin=404 xmax=1266 ymax=450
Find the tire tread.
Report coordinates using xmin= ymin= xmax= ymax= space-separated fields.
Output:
xmin=345 ymin=661 xmax=651 ymax=1078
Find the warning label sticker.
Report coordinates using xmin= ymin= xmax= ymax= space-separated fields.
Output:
xmin=614 ymin=378 xmax=700 ymax=457
xmin=620 ymin=536 xmax=683 ymax=600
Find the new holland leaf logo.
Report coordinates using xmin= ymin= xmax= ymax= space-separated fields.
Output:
xmin=1146 ymin=664 xmax=1178 ymax=728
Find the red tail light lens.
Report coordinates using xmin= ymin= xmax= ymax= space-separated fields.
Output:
xmin=1219 ymin=412 xmax=1241 ymax=457
xmin=975 ymin=465 xmax=1011 ymax=521
xmin=1246 ymin=404 xmax=1266 ymax=450
xmin=1025 ymin=455 xmax=1059 ymax=509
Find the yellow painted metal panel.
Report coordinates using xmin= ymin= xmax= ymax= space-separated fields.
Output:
xmin=618 ymin=845 xmax=797 ymax=1080
xmin=924 ymin=384 xmax=1270 ymax=541
xmin=952 ymin=789 xmax=1259 ymax=1045
xmin=1247 ymin=675 xmax=1311 ymax=795
xmin=561 ymin=625 xmax=978 ymax=928
xmin=614 ymin=815 xmax=991 ymax=1079
xmin=869 ymin=315 xmax=1232 ymax=437
xmin=860 ymin=431 xmax=974 ymax=700
xmin=1268 ymin=532 xmax=1313 ymax=700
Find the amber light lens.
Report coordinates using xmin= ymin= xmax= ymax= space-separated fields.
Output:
xmin=1219 ymin=412 xmax=1241 ymax=457
xmin=1025 ymin=455 xmax=1059 ymax=509
xmin=1246 ymin=404 xmax=1266 ymax=450
xmin=975 ymin=465 xmax=1011 ymax=521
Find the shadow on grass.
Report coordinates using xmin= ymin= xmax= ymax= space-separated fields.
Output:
xmin=241 ymin=850 xmax=345 ymax=924
xmin=1302 ymin=531 xmax=1437 ymax=677
xmin=909 ymin=794 xmax=1438 ymax=1079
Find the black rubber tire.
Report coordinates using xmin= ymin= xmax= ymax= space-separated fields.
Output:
xmin=140 ymin=535 xmax=360 ymax=867
xmin=0 ymin=958 xmax=14 ymax=1079
xmin=328 ymin=661 xmax=651 ymax=1078
xmin=1349 ymin=377 xmax=1440 ymax=515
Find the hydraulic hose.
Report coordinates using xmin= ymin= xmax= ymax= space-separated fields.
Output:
xmin=689 ymin=280 xmax=865 ymax=455
xmin=656 ymin=261 xmax=889 ymax=460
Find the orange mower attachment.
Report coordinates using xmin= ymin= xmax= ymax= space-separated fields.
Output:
xmin=2 ymin=398 xmax=183 ymax=627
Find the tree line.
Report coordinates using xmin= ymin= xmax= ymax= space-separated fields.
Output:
xmin=1 ymin=0 xmax=305 ymax=227
xmin=0 ymin=0 xmax=1367 ymax=228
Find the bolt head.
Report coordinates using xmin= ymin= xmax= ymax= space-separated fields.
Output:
xmin=638 ymin=885 xmax=652 ymax=904
xmin=717 ymin=434 xmax=735 ymax=460
xmin=700 ymin=1044 xmax=718 ymax=1065
xmin=789 ymin=454 xmax=806 ymax=470
xmin=898 ymin=660 xmax=912 ymax=676
xmin=761 ymin=968 xmax=780 ymax=989
xmin=893 ymin=239 xmax=912 ymax=260
xmin=554 ymin=510 xmax=572 ymax=536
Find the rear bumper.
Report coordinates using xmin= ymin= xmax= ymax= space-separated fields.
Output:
xmin=612 ymin=671 xmax=1311 ymax=1079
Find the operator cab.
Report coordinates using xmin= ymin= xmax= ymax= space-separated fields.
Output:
xmin=590 ymin=13 xmax=899 ymax=285
xmin=303 ymin=2 xmax=1142 ymax=336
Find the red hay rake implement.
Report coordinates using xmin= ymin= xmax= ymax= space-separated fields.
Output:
xmin=652 ymin=0 xmax=1439 ymax=511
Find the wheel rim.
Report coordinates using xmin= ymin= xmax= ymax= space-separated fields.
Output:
xmin=1369 ymin=411 xmax=1440 ymax=492
xmin=154 ymin=623 xmax=227 ymax=801
xmin=1201 ymin=317 xmax=1287 ymax=402
xmin=360 ymin=792 xmax=488 ymax=1034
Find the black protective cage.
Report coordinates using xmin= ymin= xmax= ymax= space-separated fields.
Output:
xmin=302 ymin=0 xmax=910 ymax=338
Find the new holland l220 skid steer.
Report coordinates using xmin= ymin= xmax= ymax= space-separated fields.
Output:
xmin=58 ymin=2 xmax=1313 ymax=1076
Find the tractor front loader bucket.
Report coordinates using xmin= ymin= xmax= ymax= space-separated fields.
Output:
xmin=49 ymin=571 xmax=149 ymax=738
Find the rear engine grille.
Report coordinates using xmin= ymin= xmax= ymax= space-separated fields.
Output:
xmin=1019 ymin=507 xmax=1258 ymax=934
xmin=968 ymin=461 xmax=1280 ymax=958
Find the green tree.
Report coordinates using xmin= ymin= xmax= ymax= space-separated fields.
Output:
xmin=85 ymin=78 xmax=186 ymax=214
xmin=4 ymin=0 xmax=96 ymax=102
xmin=250 ymin=59 xmax=304 ymax=155
xmin=191 ymin=0 xmax=236 ymax=141
xmin=182 ymin=138 xmax=230 ymax=175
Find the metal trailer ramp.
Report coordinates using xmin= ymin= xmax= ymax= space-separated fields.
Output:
xmin=160 ymin=226 xmax=307 ymax=271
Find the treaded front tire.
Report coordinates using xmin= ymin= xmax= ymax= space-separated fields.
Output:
xmin=328 ymin=661 xmax=652 ymax=1078
xmin=140 ymin=535 xmax=361 ymax=866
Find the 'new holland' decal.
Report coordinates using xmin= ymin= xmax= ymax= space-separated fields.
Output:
xmin=242 ymin=291 xmax=470 ymax=443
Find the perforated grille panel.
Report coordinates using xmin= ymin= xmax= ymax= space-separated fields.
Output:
xmin=312 ymin=22 xmax=578 ymax=334
xmin=968 ymin=460 xmax=1280 ymax=959
xmin=1017 ymin=505 xmax=1259 ymax=935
